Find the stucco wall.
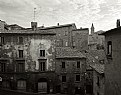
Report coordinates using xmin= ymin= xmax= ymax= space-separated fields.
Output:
xmin=105 ymin=31 xmax=121 ymax=95
xmin=0 ymin=34 xmax=56 ymax=72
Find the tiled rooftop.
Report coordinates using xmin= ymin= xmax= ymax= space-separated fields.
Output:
xmin=55 ymin=47 xmax=86 ymax=58
xmin=86 ymin=50 xmax=107 ymax=73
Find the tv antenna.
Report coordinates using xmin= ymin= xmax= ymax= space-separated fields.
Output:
xmin=34 ymin=8 xmax=36 ymax=21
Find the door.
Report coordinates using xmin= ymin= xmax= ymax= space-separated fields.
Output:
xmin=38 ymin=82 xmax=47 ymax=93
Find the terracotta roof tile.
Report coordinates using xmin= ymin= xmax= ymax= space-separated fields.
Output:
xmin=55 ymin=47 xmax=86 ymax=58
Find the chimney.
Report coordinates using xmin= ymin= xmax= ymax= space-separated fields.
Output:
xmin=31 ymin=22 xmax=37 ymax=31
xmin=116 ymin=19 xmax=120 ymax=28
xmin=57 ymin=23 xmax=59 ymax=26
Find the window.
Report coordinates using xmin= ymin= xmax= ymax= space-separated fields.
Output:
xmin=40 ymin=62 xmax=46 ymax=71
xmin=18 ymin=37 xmax=23 ymax=44
xmin=65 ymin=31 xmax=68 ymax=36
xmin=40 ymin=50 xmax=45 ymax=57
xmin=2 ymin=81 xmax=10 ymax=88
xmin=0 ymin=36 xmax=4 ymax=44
xmin=77 ymin=61 xmax=80 ymax=68
xmin=18 ymin=63 xmax=25 ymax=72
xmin=0 ymin=63 xmax=6 ymax=72
xmin=73 ymin=41 xmax=76 ymax=48
xmin=17 ymin=80 xmax=26 ymax=91
xmin=19 ymin=50 xmax=23 ymax=58
xmin=107 ymin=41 xmax=112 ymax=57
xmin=62 ymin=76 xmax=66 ymax=82
xmin=97 ymin=76 xmax=100 ymax=87
xmin=65 ymin=42 xmax=68 ymax=46
xmin=62 ymin=62 xmax=65 ymax=68
xmin=76 ymin=75 xmax=80 ymax=81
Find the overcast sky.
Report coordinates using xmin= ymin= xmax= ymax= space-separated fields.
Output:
xmin=0 ymin=0 xmax=121 ymax=32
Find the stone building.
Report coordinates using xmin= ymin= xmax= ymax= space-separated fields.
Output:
xmin=91 ymin=64 xmax=104 ymax=95
xmin=72 ymin=28 xmax=89 ymax=51
xmin=86 ymin=50 xmax=106 ymax=95
xmin=0 ymin=26 xmax=57 ymax=93
xmin=88 ymin=23 xmax=105 ymax=50
xmin=55 ymin=47 xmax=86 ymax=94
xmin=101 ymin=19 xmax=121 ymax=95
xmin=0 ymin=21 xmax=89 ymax=94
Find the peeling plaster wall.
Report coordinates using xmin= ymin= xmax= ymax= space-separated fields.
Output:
xmin=0 ymin=34 xmax=55 ymax=72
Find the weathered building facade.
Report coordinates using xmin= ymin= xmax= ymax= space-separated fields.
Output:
xmin=0 ymin=29 xmax=57 ymax=93
xmin=55 ymin=47 xmax=86 ymax=94
xmin=86 ymin=50 xmax=106 ymax=95
xmin=101 ymin=19 xmax=121 ymax=95
xmin=0 ymin=21 xmax=89 ymax=94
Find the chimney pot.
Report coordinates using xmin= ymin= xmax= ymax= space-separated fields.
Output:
xmin=117 ymin=19 xmax=120 ymax=28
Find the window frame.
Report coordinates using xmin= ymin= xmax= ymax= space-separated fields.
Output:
xmin=39 ymin=61 xmax=46 ymax=71
xmin=107 ymin=41 xmax=112 ymax=57
xmin=18 ymin=63 xmax=25 ymax=72
xmin=19 ymin=50 xmax=23 ymax=58
xmin=0 ymin=36 xmax=5 ymax=44
xmin=62 ymin=75 xmax=66 ymax=82
xmin=40 ymin=50 xmax=45 ymax=57
xmin=62 ymin=62 xmax=65 ymax=68
xmin=0 ymin=62 xmax=6 ymax=72
xmin=76 ymin=75 xmax=80 ymax=82
xmin=77 ymin=61 xmax=80 ymax=68
xmin=18 ymin=36 xmax=23 ymax=44
xmin=17 ymin=80 xmax=26 ymax=90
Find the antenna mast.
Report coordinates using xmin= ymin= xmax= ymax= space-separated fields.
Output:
xmin=34 ymin=8 xmax=36 ymax=21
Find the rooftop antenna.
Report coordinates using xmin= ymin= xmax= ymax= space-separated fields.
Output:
xmin=34 ymin=8 xmax=36 ymax=21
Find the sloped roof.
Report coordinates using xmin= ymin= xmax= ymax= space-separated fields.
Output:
xmin=0 ymin=29 xmax=56 ymax=35
xmin=86 ymin=50 xmax=107 ymax=73
xmin=100 ymin=27 xmax=121 ymax=35
xmin=90 ymin=63 xmax=104 ymax=74
xmin=39 ymin=23 xmax=76 ymax=30
xmin=55 ymin=47 xmax=86 ymax=59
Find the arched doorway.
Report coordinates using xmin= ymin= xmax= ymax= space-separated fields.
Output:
xmin=38 ymin=78 xmax=48 ymax=93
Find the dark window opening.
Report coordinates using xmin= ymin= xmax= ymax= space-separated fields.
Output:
xmin=77 ymin=61 xmax=80 ymax=68
xmin=0 ymin=63 xmax=6 ymax=72
xmin=18 ymin=37 xmax=23 ymax=44
xmin=18 ymin=63 xmax=25 ymax=72
xmin=19 ymin=50 xmax=23 ymax=58
xmin=40 ymin=50 xmax=45 ymax=57
xmin=62 ymin=62 xmax=65 ymax=68
xmin=40 ymin=62 xmax=46 ymax=71
xmin=62 ymin=76 xmax=66 ymax=82
xmin=107 ymin=41 xmax=112 ymax=57
xmin=76 ymin=75 xmax=80 ymax=81
xmin=65 ymin=31 xmax=68 ymax=36
xmin=0 ymin=36 xmax=4 ymax=44
xmin=97 ymin=76 xmax=100 ymax=87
